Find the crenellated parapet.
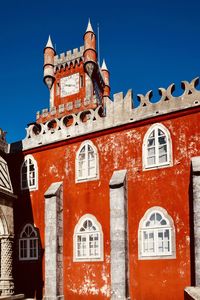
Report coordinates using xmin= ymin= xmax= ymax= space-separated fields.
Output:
xmin=54 ymin=46 xmax=84 ymax=71
xmin=22 ymin=77 xmax=200 ymax=150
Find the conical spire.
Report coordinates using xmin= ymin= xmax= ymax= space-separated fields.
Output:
xmin=45 ymin=35 xmax=54 ymax=49
xmin=101 ymin=59 xmax=108 ymax=71
xmin=85 ymin=18 xmax=94 ymax=33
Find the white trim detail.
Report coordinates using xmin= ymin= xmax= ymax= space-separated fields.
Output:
xmin=19 ymin=223 xmax=39 ymax=261
xmin=138 ymin=206 xmax=176 ymax=260
xmin=143 ymin=123 xmax=172 ymax=170
xmin=73 ymin=214 xmax=103 ymax=262
xmin=75 ymin=140 xmax=99 ymax=182
xmin=21 ymin=155 xmax=38 ymax=191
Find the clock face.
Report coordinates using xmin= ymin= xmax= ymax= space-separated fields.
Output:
xmin=60 ymin=73 xmax=80 ymax=97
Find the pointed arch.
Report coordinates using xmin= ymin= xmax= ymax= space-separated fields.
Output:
xmin=142 ymin=123 xmax=172 ymax=169
xmin=73 ymin=214 xmax=103 ymax=261
xmin=19 ymin=223 xmax=39 ymax=260
xmin=21 ymin=155 xmax=38 ymax=191
xmin=75 ymin=140 xmax=99 ymax=182
xmin=138 ymin=206 xmax=176 ymax=259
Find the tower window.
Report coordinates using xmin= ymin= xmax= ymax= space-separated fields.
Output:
xmin=76 ymin=140 xmax=99 ymax=182
xmin=19 ymin=224 xmax=39 ymax=261
xmin=143 ymin=123 xmax=172 ymax=169
xmin=21 ymin=155 xmax=38 ymax=190
xmin=73 ymin=214 xmax=103 ymax=261
xmin=138 ymin=207 xmax=176 ymax=259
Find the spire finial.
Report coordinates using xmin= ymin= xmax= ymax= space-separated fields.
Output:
xmin=86 ymin=18 xmax=94 ymax=33
xmin=101 ymin=59 xmax=108 ymax=71
xmin=45 ymin=35 xmax=54 ymax=49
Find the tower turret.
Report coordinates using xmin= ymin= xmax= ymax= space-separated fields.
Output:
xmin=83 ymin=19 xmax=97 ymax=78
xmin=101 ymin=59 xmax=110 ymax=98
xmin=43 ymin=35 xmax=56 ymax=90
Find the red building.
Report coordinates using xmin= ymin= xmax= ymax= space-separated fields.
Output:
xmin=2 ymin=20 xmax=200 ymax=299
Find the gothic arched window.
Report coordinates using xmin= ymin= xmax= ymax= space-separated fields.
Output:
xmin=143 ymin=123 xmax=172 ymax=169
xmin=138 ymin=207 xmax=175 ymax=259
xmin=21 ymin=155 xmax=38 ymax=190
xmin=73 ymin=214 xmax=103 ymax=261
xmin=76 ymin=141 xmax=99 ymax=182
xmin=19 ymin=224 xmax=39 ymax=260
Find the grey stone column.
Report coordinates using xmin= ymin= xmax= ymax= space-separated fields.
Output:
xmin=44 ymin=182 xmax=63 ymax=300
xmin=192 ymin=157 xmax=200 ymax=286
xmin=109 ymin=170 xmax=129 ymax=300
xmin=0 ymin=237 xmax=14 ymax=296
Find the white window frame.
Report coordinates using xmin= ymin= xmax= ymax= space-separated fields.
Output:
xmin=19 ymin=223 xmax=39 ymax=261
xmin=73 ymin=214 xmax=103 ymax=262
xmin=21 ymin=155 xmax=38 ymax=191
xmin=143 ymin=123 xmax=172 ymax=170
xmin=75 ymin=140 xmax=99 ymax=183
xmin=138 ymin=207 xmax=176 ymax=260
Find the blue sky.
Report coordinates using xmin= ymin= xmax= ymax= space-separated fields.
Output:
xmin=1 ymin=0 xmax=200 ymax=143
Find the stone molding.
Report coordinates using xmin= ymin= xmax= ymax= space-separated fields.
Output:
xmin=109 ymin=170 xmax=129 ymax=299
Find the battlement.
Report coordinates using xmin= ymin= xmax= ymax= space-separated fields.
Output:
xmin=22 ymin=77 xmax=200 ymax=150
xmin=36 ymin=97 xmax=98 ymax=123
xmin=54 ymin=46 xmax=84 ymax=70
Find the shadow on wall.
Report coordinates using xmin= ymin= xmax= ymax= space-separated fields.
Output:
xmin=8 ymin=149 xmax=44 ymax=299
xmin=189 ymin=164 xmax=195 ymax=286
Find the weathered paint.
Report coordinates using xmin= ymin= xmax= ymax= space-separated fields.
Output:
xmin=10 ymin=110 xmax=200 ymax=299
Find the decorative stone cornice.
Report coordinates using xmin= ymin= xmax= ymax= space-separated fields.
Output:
xmin=20 ymin=76 xmax=200 ymax=151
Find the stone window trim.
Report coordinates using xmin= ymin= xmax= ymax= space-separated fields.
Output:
xmin=73 ymin=214 xmax=104 ymax=262
xmin=138 ymin=206 xmax=176 ymax=260
xmin=142 ymin=123 xmax=173 ymax=170
xmin=18 ymin=223 xmax=39 ymax=261
xmin=75 ymin=140 xmax=99 ymax=183
xmin=20 ymin=155 xmax=38 ymax=191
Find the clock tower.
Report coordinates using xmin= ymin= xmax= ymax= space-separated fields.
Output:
xmin=40 ymin=19 xmax=110 ymax=124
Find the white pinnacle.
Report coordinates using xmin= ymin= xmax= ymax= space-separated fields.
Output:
xmin=45 ymin=35 xmax=54 ymax=49
xmin=86 ymin=18 xmax=94 ymax=33
xmin=101 ymin=59 xmax=108 ymax=71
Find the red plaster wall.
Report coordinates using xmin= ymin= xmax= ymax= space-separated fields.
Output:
xmin=12 ymin=109 xmax=200 ymax=299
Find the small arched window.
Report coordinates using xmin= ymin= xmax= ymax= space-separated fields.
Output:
xmin=138 ymin=207 xmax=175 ymax=259
xmin=143 ymin=123 xmax=172 ymax=169
xmin=19 ymin=224 xmax=39 ymax=260
xmin=21 ymin=155 xmax=38 ymax=190
xmin=73 ymin=214 xmax=103 ymax=261
xmin=76 ymin=141 xmax=99 ymax=182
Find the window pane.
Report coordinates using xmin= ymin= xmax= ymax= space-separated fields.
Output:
xmin=147 ymin=157 xmax=155 ymax=165
xmin=158 ymin=230 xmax=164 ymax=252
xmin=159 ymin=145 xmax=167 ymax=155
xmin=148 ymin=147 xmax=155 ymax=156
xmin=143 ymin=230 xmax=155 ymax=254
xmin=89 ymin=233 xmax=99 ymax=257
xmin=156 ymin=213 xmax=162 ymax=222
xmin=159 ymin=154 xmax=168 ymax=163
xmin=164 ymin=229 xmax=170 ymax=252
xmin=147 ymin=138 xmax=155 ymax=147
xmin=158 ymin=136 xmax=166 ymax=145
xmin=158 ymin=129 xmax=164 ymax=136
xmin=149 ymin=131 xmax=155 ymax=138
xmin=76 ymin=235 xmax=87 ymax=257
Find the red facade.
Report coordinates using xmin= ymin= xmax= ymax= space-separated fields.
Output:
xmin=9 ymin=20 xmax=200 ymax=300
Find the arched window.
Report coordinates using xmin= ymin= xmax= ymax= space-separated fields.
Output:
xmin=21 ymin=155 xmax=38 ymax=190
xmin=138 ymin=207 xmax=175 ymax=259
xmin=76 ymin=141 xmax=99 ymax=182
xmin=143 ymin=123 xmax=172 ymax=169
xmin=73 ymin=214 xmax=103 ymax=261
xmin=19 ymin=224 xmax=39 ymax=260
